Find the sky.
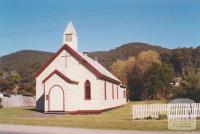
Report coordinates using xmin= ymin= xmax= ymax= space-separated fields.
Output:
xmin=0 ymin=0 xmax=200 ymax=56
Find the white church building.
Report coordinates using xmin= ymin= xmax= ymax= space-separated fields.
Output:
xmin=34 ymin=22 xmax=127 ymax=114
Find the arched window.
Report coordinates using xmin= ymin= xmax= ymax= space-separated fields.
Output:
xmin=84 ymin=80 xmax=91 ymax=100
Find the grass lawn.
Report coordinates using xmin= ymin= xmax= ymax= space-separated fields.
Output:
xmin=0 ymin=101 xmax=199 ymax=131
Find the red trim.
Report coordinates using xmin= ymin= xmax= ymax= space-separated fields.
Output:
xmin=84 ymin=80 xmax=91 ymax=100
xmin=104 ymin=81 xmax=107 ymax=100
xmin=117 ymin=85 xmax=119 ymax=99
xmin=112 ymin=84 xmax=114 ymax=99
xmin=34 ymin=44 xmax=120 ymax=85
xmin=67 ymin=110 xmax=101 ymax=114
xmin=42 ymin=70 xmax=78 ymax=85
xmin=48 ymin=85 xmax=65 ymax=112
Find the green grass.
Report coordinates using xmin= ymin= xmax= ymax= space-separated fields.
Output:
xmin=0 ymin=101 xmax=199 ymax=131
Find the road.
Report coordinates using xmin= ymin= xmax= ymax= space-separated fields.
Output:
xmin=0 ymin=124 xmax=199 ymax=134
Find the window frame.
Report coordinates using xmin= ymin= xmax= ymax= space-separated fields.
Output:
xmin=84 ymin=80 xmax=91 ymax=100
xmin=112 ymin=84 xmax=114 ymax=99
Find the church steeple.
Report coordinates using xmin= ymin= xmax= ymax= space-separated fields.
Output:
xmin=63 ymin=22 xmax=78 ymax=51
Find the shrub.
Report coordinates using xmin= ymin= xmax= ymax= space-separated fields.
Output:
xmin=157 ymin=114 xmax=167 ymax=120
xmin=144 ymin=116 xmax=153 ymax=120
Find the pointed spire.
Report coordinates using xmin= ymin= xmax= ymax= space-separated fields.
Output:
xmin=63 ymin=21 xmax=78 ymax=51
xmin=64 ymin=21 xmax=77 ymax=35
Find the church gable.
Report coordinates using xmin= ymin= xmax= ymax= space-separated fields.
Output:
xmin=42 ymin=70 xmax=78 ymax=85
xmin=34 ymin=44 xmax=120 ymax=85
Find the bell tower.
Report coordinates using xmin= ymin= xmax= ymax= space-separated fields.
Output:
xmin=63 ymin=22 xmax=78 ymax=51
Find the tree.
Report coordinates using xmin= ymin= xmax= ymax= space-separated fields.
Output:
xmin=136 ymin=50 xmax=161 ymax=74
xmin=172 ymin=67 xmax=200 ymax=102
xmin=170 ymin=48 xmax=193 ymax=76
xmin=128 ymin=65 xmax=145 ymax=100
xmin=0 ymin=71 xmax=2 ymax=78
xmin=10 ymin=71 xmax=22 ymax=94
xmin=192 ymin=47 xmax=200 ymax=68
xmin=111 ymin=57 xmax=136 ymax=86
xmin=128 ymin=50 xmax=161 ymax=100
xmin=111 ymin=57 xmax=136 ymax=99
xmin=10 ymin=71 xmax=21 ymax=84
xmin=145 ymin=63 xmax=173 ymax=100
xmin=0 ymin=71 xmax=2 ymax=82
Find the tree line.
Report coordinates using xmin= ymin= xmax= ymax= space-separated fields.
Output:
xmin=110 ymin=49 xmax=200 ymax=102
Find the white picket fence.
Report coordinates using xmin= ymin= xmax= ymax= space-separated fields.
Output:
xmin=132 ymin=103 xmax=200 ymax=120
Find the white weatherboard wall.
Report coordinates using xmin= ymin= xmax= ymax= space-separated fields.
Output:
xmin=101 ymin=81 xmax=127 ymax=110
xmin=36 ymin=49 xmax=127 ymax=112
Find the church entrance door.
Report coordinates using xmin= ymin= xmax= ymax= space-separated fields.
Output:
xmin=49 ymin=85 xmax=64 ymax=112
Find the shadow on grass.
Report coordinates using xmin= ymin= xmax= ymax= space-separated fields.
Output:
xmin=23 ymin=108 xmax=69 ymax=118
xmin=24 ymin=107 xmax=44 ymax=113
xmin=24 ymin=108 xmax=35 ymax=111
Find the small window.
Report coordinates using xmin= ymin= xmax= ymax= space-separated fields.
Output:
xmin=84 ymin=80 xmax=91 ymax=100
xmin=65 ymin=34 xmax=72 ymax=41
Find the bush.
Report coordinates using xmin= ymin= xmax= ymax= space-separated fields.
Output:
xmin=144 ymin=116 xmax=153 ymax=120
xmin=135 ymin=114 xmax=167 ymax=120
xmin=157 ymin=114 xmax=167 ymax=120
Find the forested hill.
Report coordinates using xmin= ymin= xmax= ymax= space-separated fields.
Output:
xmin=88 ymin=42 xmax=170 ymax=68
xmin=0 ymin=50 xmax=54 ymax=76
xmin=0 ymin=50 xmax=54 ymax=94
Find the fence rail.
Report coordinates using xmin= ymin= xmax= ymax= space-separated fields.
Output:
xmin=132 ymin=103 xmax=200 ymax=120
